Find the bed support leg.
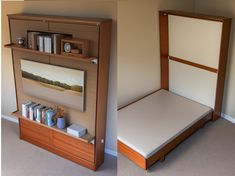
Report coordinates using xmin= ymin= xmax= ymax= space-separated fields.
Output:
xmin=160 ymin=156 xmax=165 ymax=162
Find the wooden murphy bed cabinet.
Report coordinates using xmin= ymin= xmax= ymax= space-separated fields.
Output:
xmin=5 ymin=14 xmax=112 ymax=170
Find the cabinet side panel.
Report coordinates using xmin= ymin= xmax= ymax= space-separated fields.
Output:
xmin=95 ymin=21 xmax=112 ymax=167
xmin=214 ymin=19 xmax=232 ymax=120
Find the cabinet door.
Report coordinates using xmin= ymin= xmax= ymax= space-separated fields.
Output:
xmin=49 ymin=22 xmax=99 ymax=57
xmin=10 ymin=19 xmax=48 ymax=44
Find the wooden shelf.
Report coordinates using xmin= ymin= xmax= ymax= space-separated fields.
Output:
xmin=4 ymin=44 xmax=97 ymax=63
xmin=12 ymin=111 xmax=95 ymax=143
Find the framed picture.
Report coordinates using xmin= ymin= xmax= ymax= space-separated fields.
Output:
xmin=20 ymin=59 xmax=85 ymax=112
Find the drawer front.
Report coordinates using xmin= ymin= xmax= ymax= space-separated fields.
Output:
xmin=20 ymin=118 xmax=52 ymax=144
xmin=52 ymin=131 xmax=94 ymax=162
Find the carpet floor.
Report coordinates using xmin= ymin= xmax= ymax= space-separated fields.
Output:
xmin=1 ymin=118 xmax=117 ymax=176
xmin=118 ymin=118 xmax=235 ymax=176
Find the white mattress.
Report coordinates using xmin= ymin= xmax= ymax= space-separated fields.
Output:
xmin=118 ymin=89 xmax=212 ymax=159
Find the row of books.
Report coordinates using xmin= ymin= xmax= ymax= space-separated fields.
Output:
xmin=27 ymin=32 xmax=67 ymax=54
xmin=22 ymin=101 xmax=56 ymax=125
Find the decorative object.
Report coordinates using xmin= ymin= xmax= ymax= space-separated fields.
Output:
xmin=56 ymin=106 xmax=66 ymax=129
xmin=16 ymin=37 xmax=25 ymax=47
xmin=20 ymin=59 xmax=85 ymax=111
xmin=67 ymin=124 xmax=87 ymax=137
xmin=57 ymin=117 xmax=66 ymax=129
xmin=61 ymin=38 xmax=89 ymax=57
xmin=64 ymin=42 xmax=71 ymax=53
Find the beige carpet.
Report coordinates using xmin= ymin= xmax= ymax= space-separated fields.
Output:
xmin=118 ymin=118 xmax=235 ymax=176
xmin=1 ymin=118 xmax=117 ymax=176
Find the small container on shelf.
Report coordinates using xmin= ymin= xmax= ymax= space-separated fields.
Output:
xmin=55 ymin=106 xmax=66 ymax=129
xmin=67 ymin=124 xmax=87 ymax=138
xmin=61 ymin=38 xmax=89 ymax=58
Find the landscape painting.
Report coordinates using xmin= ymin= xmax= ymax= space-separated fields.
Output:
xmin=21 ymin=59 xmax=85 ymax=112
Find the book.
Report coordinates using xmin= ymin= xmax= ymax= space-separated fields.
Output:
xmin=38 ymin=35 xmax=44 ymax=52
xmin=29 ymin=103 xmax=39 ymax=120
xmin=44 ymin=35 xmax=52 ymax=53
xmin=52 ymin=34 xmax=64 ymax=54
xmin=41 ymin=107 xmax=51 ymax=124
xmin=22 ymin=101 xmax=33 ymax=118
xmin=27 ymin=32 xmax=40 ymax=49
xmin=36 ymin=105 xmax=46 ymax=123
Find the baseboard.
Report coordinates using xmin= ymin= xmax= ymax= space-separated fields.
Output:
xmin=1 ymin=114 xmax=18 ymax=123
xmin=105 ymin=148 xmax=117 ymax=157
xmin=1 ymin=114 xmax=117 ymax=157
xmin=221 ymin=113 xmax=235 ymax=124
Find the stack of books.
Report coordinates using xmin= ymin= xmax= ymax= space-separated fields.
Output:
xmin=27 ymin=31 xmax=67 ymax=54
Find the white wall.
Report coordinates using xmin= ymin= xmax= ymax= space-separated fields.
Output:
xmin=195 ymin=0 xmax=235 ymax=120
xmin=1 ymin=0 xmax=117 ymax=154
xmin=117 ymin=0 xmax=195 ymax=107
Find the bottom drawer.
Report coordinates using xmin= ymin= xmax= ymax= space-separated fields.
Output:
xmin=20 ymin=118 xmax=52 ymax=145
xmin=19 ymin=117 xmax=95 ymax=167
xmin=52 ymin=131 xmax=95 ymax=162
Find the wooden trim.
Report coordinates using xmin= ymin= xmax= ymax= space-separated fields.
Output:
xmin=213 ymin=18 xmax=232 ymax=120
xmin=160 ymin=10 xmax=229 ymax=22
xmin=94 ymin=20 xmax=112 ymax=168
xmin=118 ymin=140 xmax=147 ymax=169
xmin=118 ymin=89 xmax=159 ymax=111
xmin=118 ymin=112 xmax=212 ymax=170
xmin=7 ymin=14 xmax=111 ymax=26
xmin=5 ymin=44 xmax=95 ymax=63
xmin=159 ymin=11 xmax=169 ymax=90
xmin=169 ymin=56 xmax=218 ymax=73
xmin=8 ymin=19 xmax=19 ymax=112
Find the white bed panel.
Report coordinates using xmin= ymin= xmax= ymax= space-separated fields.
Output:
xmin=118 ymin=89 xmax=211 ymax=159
xmin=169 ymin=15 xmax=222 ymax=69
xmin=169 ymin=60 xmax=217 ymax=108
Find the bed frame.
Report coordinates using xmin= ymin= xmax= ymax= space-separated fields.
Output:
xmin=118 ymin=10 xmax=231 ymax=170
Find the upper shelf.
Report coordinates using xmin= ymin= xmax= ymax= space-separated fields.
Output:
xmin=5 ymin=44 xmax=97 ymax=64
xmin=7 ymin=13 xmax=112 ymax=26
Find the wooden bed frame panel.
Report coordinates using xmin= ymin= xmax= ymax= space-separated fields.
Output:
xmin=159 ymin=10 xmax=232 ymax=121
xmin=118 ymin=10 xmax=231 ymax=170
xmin=118 ymin=140 xmax=146 ymax=169
xmin=118 ymin=111 xmax=212 ymax=170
